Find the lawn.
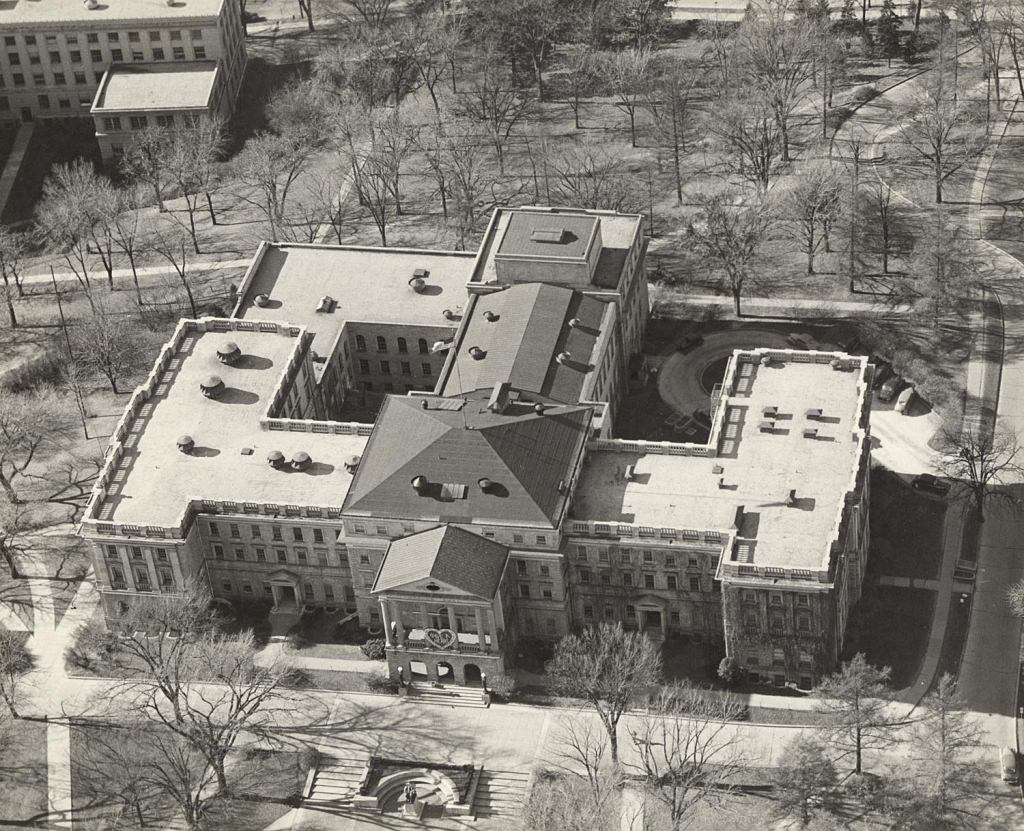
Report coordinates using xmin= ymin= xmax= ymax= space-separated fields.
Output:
xmin=0 ymin=717 xmax=49 ymax=828
xmin=841 ymin=585 xmax=935 ymax=697
xmin=867 ymin=467 xmax=947 ymax=581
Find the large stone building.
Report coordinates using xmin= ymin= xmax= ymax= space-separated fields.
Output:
xmin=78 ymin=206 xmax=871 ymax=691
xmin=0 ymin=0 xmax=245 ymax=155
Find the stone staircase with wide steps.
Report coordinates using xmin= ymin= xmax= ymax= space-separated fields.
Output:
xmin=472 ymin=769 xmax=531 ymax=818
xmin=305 ymin=754 xmax=366 ymax=805
xmin=404 ymin=682 xmax=490 ymax=708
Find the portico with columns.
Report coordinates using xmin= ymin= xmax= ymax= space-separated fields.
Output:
xmin=370 ymin=525 xmax=513 ymax=686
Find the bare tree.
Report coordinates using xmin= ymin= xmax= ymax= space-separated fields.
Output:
xmin=895 ymin=69 xmax=987 ymax=203
xmin=164 ymin=117 xmax=227 ymax=252
xmin=233 ymin=131 xmax=314 ymax=243
xmin=899 ymin=674 xmax=984 ymax=829
xmin=860 ymin=179 xmax=897 ymax=274
xmin=783 ymin=161 xmax=844 ymax=274
xmin=735 ymin=3 xmax=816 ymax=161
xmin=71 ymin=302 xmax=145 ymax=394
xmin=329 ymin=0 xmax=392 ymax=27
xmin=936 ymin=425 xmax=1022 ymax=522
xmin=151 ymin=228 xmax=199 ymax=317
xmin=601 ymin=47 xmax=652 ymax=147
xmin=685 ymin=191 xmax=774 ymax=317
xmin=713 ymin=97 xmax=784 ymax=195
xmin=445 ymin=129 xmax=492 ymax=250
xmin=110 ymin=185 xmax=146 ymax=304
xmin=546 ymin=136 xmax=641 ymax=211
xmin=562 ymin=43 xmax=597 ymax=130
xmin=647 ymin=54 xmax=702 ymax=204
xmin=814 ymin=652 xmax=897 ymax=775
xmin=0 ymin=628 xmax=30 ymax=717
xmin=88 ymin=175 xmax=121 ymax=290
xmin=627 ymin=682 xmax=746 ymax=831
xmin=548 ymin=622 xmax=661 ymax=768
xmin=122 ymin=126 xmax=171 ymax=211
xmin=0 ymin=388 xmax=69 ymax=504
xmin=354 ymin=146 xmax=396 ymax=247
xmin=550 ymin=715 xmax=612 ymax=807
xmin=773 ymin=735 xmax=839 ymax=827
xmin=371 ymin=107 xmax=418 ymax=216
xmin=94 ymin=584 xmax=298 ymax=795
xmin=456 ymin=58 xmax=531 ymax=173
xmin=0 ymin=226 xmax=26 ymax=328
xmin=524 ymin=771 xmax=618 ymax=831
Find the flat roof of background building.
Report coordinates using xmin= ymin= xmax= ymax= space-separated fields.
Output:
xmin=95 ymin=324 xmax=366 ymax=528
xmin=438 ymin=283 xmax=613 ymax=403
xmin=496 ymin=212 xmax=598 ymax=262
xmin=571 ymin=351 xmax=870 ymax=572
xmin=472 ymin=207 xmax=644 ymax=289
xmin=92 ymin=61 xmax=217 ymax=111
xmin=234 ymin=244 xmax=478 ymax=362
xmin=0 ymin=0 xmax=223 ymax=25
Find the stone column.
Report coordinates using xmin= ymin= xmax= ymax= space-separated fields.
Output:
xmin=380 ymin=599 xmax=393 ymax=647
xmin=419 ymin=603 xmax=428 ymax=630
xmin=487 ymin=608 xmax=498 ymax=648
xmin=393 ymin=601 xmax=406 ymax=645
xmin=475 ymin=608 xmax=486 ymax=650
xmin=447 ymin=605 xmax=458 ymax=632
xmin=270 ymin=583 xmax=279 ymax=610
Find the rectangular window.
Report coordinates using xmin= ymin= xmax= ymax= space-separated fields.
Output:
xmin=770 ymin=592 xmax=783 ymax=606
xmin=24 ymin=35 xmax=36 ymax=45
xmin=131 ymin=49 xmax=143 ymax=61
xmin=798 ymin=594 xmax=810 ymax=607
xmin=3 ymin=37 xmax=14 ymax=46
xmin=107 ymin=32 xmax=119 ymax=42
xmin=580 ymin=570 xmax=591 ymax=584
xmin=50 ymin=52 xmax=61 ymax=64
xmin=583 ymin=604 xmax=594 ymax=618
xmin=105 ymin=545 xmax=118 ymax=558
xmin=626 ymin=605 xmax=636 ymax=619
xmin=643 ymin=550 xmax=653 ymax=563
xmin=156 ymin=549 xmax=168 ymax=562
xmin=213 ymin=544 xmax=224 ymax=560
xmin=317 ymin=550 xmax=328 ymax=566
xmin=111 ymin=49 xmax=123 ymax=62
xmin=797 ymin=615 xmax=811 ymax=632
xmin=7 ymin=54 xmax=20 ymax=66
xmin=513 ymin=534 xmax=524 ymax=544
xmin=242 ymin=583 xmax=253 ymax=593
xmin=129 ymin=115 xmax=147 ymax=129
xmin=324 ymin=584 xmax=335 ymax=601
xmin=234 ymin=548 xmax=245 ymax=561
xmin=263 ymin=584 xmax=273 ymax=596
xmin=380 ymin=360 xmax=391 ymax=375
xmin=292 ymin=527 xmax=303 ymax=542
xmin=397 ymin=337 xmax=407 ymax=354
xmin=128 ymin=31 xmax=140 ymax=42
xmin=400 ymin=361 xmax=411 ymax=376
xmin=134 ymin=567 xmax=152 ymax=589
xmin=172 ymin=46 xmax=185 ymax=60
xmin=131 ymin=546 xmax=143 ymax=560
xmin=275 ymin=549 xmax=287 ymax=564
xmin=90 ymin=49 xmax=102 ymax=63
xmin=667 ymin=574 xmax=677 ymax=590
xmin=421 ymin=363 xmax=432 ymax=376
xmin=229 ymin=523 xmax=240 ymax=538
xmin=304 ymin=583 xmax=314 ymax=599
xmin=376 ymin=525 xmax=387 ymax=535
xmin=358 ymin=359 xmax=370 ymax=374
xmin=539 ymin=564 xmax=550 ymax=577
xmin=355 ymin=334 xmax=366 ymax=351
xmin=516 ymin=560 xmax=527 ymax=575
xmin=297 ymin=550 xmax=307 ymax=564
xmin=155 ymin=114 xmax=173 ymax=127
xmin=12 ymin=75 xmax=23 ymax=87
xmin=255 ymin=548 xmax=266 ymax=562
xmin=158 ymin=568 xmax=174 ymax=589
xmin=670 ymin=611 xmax=681 ymax=624
xmin=153 ymin=47 xmax=165 ymax=60
xmin=272 ymin=526 xmax=282 ymax=541
xmin=598 ymin=550 xmax=609 ymax=563
xmin=576 ymin=548 xmax=588 ymax=562
xmin=221 ymin=581 xmax=232 ymax=593
xmin=376 ymin=336 xmax=387 ymax=352
xmin=190 ymin=28 xmax=203 ymax=39
xmin=689 ymin=577 xmax=701 ymax=592
xmin=193 ymin=46 xmax=206 ymax=59
xmin=251 ymin=525 xmax=262 ymax=539
xmin=644 ymin=573 xmax=655 ymax=589
xmin=312 ymin=528 xmax=324 ymax=543
xmin=74 ymin=71 xmax=86 ymax=83
xmin=623 ymin=573 xmax=633 ymax=586
xmin=208 ymin=522 xmax=220 ymax=537
xmin=600 ymin=573 xmax=611 ymax=585
xmin=170 ymin=30 xmax=182 ymax=41
xmin=30 ymin=55 xmax=40 ymax=65
xmin=149 ymin=31 xmax=161 ymax=41
xmin=519 ymin=584 xmax=530 ymax=598
xmin=535 ymin=535 xmax=546 ymax=545
xmin=665 ymin=554 xmax=675 ymax=566
xmin=70 ymin=51 xmax=81 ymax=63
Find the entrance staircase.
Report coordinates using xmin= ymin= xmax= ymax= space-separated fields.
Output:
xmin=472 ymin=769 xmax=532 ymax=818
xmin=305 ymin=754 xmax=366 ymax=806
xmin=405 ymin=681 xmax=490 ymax=708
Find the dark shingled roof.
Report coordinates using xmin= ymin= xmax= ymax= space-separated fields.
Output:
xmin=342 ymin=395 xmax=593 ymax=527
xmin=371 ymin=525 xmax=509 ymax=598
xmin=441 ymin=283 xmax=608 ymax=403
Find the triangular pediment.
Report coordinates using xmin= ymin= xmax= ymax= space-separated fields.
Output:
xmin=373 ymin=575 xmax=485 ymax=599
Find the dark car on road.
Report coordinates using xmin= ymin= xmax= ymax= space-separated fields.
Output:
xmin=878 ymin=375 xmax=906 ymax=402
xmin=675 ymin=334 xmax=704 ymax=353
xmin=912 ymin=474 xmax=950 ymax=496
xmin=872 ymin=362 xmax=895 ymax=389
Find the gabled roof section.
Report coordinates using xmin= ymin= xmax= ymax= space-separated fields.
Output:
xmin=372 ymin=525 xmax=510 ymax=599
xmin=342 ymin=395 xmax=593 ymax=527
xmin=439 ymin=283 xmax=608 ymax=403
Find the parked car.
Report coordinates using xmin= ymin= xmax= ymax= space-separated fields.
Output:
xmin=675 ymin=334 xmax=704 ymax=353
xmin=912 ymin=474 xmax=950 ymax=496
xmin=1001 ymin=746 xmax=1019 ymax=785
xmin=895 ymin=386 xmax=915 ymax=414
xmin=878 ymin=375 xmax=906 ymax=402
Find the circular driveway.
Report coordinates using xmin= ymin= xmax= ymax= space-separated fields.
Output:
xmin=657 ymin=328 xmax=800 ymax=415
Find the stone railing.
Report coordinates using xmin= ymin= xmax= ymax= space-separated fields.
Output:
xmin=587 ymin=438 xmax=715 ymax=457
xmin=567 ymin=520 xmax=725 ymax=546
xmin=260 ymin=418 xmax=374 ymax=436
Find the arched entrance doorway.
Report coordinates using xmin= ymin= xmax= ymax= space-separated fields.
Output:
xmin=464 ymin=664 xmax=482 ymax=687
xmin=436 ymin=661 xmax=454 ymax=683
xmin=410 ymin=661 xmax=429 ymax=682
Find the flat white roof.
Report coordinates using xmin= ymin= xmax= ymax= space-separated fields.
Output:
xmin=234 ymin=244 xmax=478 ymax=362
xmin=94 ymin=324 xmax=367 ymax=528
xmin=572 ymin=352 xmax=871 ymax=571
xmin=92 ymin=61 xmax=216 ymax=112
xmin=0 ymin=0 xmax=223 ymax=25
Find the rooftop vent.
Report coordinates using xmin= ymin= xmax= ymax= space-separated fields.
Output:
xmin=200 ymin=375 xmax=224 ymax=399
xmin=623 ymin=464 xmax=636 ymax=481
xmin=411 ymin=475 xmax=428 ymax=494
xmin=413 ymin=267 xmax=429 ymax=281
xmin=787 ymin=489 xmax=798 ymax=507
xmin=316 ymin=296 xmax=336 ymax=313
xmin=530 ymin=227 xmax=567 ymax=244
xmin=557 ymin=479 xmax=568 ymax=494
xmin=84 ymin=0 xmax=99 ymax=8
xmin=443 ymin=308 xmax=458 ymax=321
xmin=488 ymin=382 xmax=511 ymax=414
xmin=410 ymin=278 xmax=426 ymax=293
xmin=176 ymin=435 xmax=195 ymax=454
xmin=534 ymin=403 xmax=546 ymax=415
xmin=568 ymin=318 xmax=581 ymax=329
xmin=556 ymin=351 xmax=572 ymax=365
xmin=216 ymin=341 xmax=241 ymax=365
xmin=478 ymin=477 xmax=493 ymax=492
xmin=344 ymin=454 xmax=361 ymax=474
xmin=421 ymin=400 xmax=429 ymax=409
xmin=267 ymin=450 xmax=285 ymax=469
xmin=469 ymin=346 xmax=486 ymax=360
xmin=484 ymin=310 xmax=499 ymax=322
xmin=291 ymin=451 xmax=311 ymax=471
xmin=254 ymin=294 xmax=271 ymax=308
